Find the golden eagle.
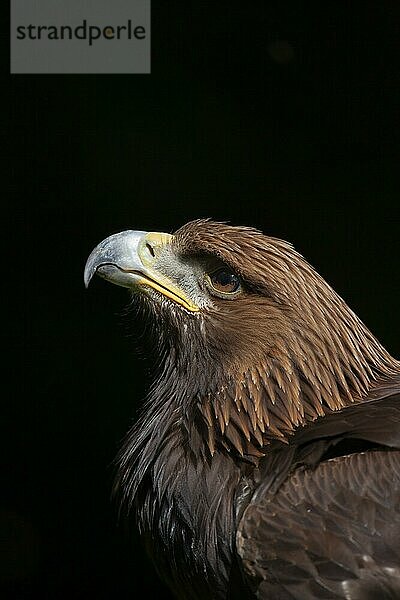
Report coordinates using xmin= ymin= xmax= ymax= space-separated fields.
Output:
xmin=85 ymin=220 xmax=400 ymax=600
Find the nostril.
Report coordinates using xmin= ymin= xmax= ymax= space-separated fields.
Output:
xmin=146 ymin=242 xmax=155 ymax=258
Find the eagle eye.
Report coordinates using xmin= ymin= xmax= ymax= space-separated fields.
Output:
xmin=207 ymin=268 xmax=241 ymax=296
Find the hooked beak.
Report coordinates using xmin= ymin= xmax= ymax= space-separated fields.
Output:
xmin=84 ymin=230 xmax=199 ymax=312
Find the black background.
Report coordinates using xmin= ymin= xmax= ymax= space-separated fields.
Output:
xmin=6 ymin=1 xmax=400 ymax=599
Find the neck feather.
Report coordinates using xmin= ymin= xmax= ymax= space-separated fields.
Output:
xmin=196 ymin=283 xmax=399 ymax=459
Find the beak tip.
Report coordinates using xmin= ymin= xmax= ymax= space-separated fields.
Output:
xmin=84 ymin=230 xmax=148 ymax=290
xmin=84 ymin=262 xmax=95 ymax=288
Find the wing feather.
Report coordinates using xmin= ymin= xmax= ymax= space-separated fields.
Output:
xmin=237 ymin=382 xmax=400 ymax=599
xmin=238 ymin=451 xmax=400 ymax=599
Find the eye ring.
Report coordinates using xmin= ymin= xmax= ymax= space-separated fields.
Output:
xmin=206 ymin=268 xmax=242 ymax=297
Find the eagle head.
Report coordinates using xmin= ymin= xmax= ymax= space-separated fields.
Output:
xmin=85 ymin=219 xmax=396 ymax=459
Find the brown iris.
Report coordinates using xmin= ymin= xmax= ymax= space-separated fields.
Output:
xmin=208 ymin=268 xmax=241 ymax=295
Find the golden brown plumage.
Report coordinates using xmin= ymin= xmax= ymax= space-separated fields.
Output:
xmin=85 ymin=219 xmax=400 ymax=599
xmin=173 ymin=221 xmax=399 ymax=460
